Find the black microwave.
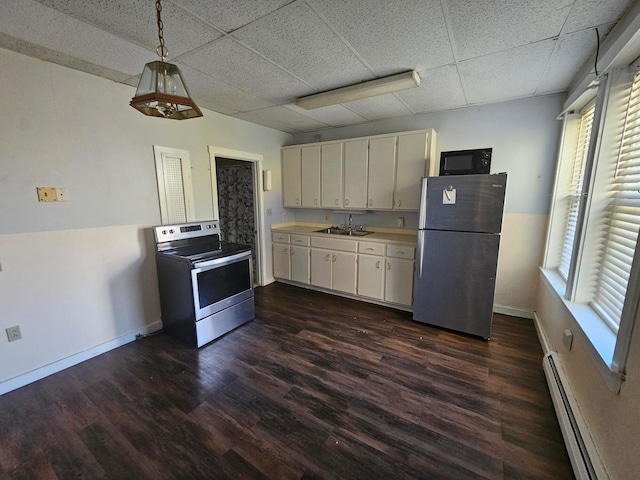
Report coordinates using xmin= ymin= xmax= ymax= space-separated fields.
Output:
xmin=439 ymin=148 xmax=492 ymax=175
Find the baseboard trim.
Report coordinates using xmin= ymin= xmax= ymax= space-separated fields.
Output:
xmin=0 ymin=320 xmax=162 ymax=396
xmin=493 ymin=305 xmax=534 ymax=319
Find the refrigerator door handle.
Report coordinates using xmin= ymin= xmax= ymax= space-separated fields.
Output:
xmin=417 ymin=230 xmax=425 ymax=278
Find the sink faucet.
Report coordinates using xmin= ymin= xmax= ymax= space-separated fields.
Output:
xmin=348 ymin=214 xmax=353 ymax=231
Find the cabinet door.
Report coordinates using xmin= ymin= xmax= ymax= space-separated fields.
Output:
xmin=344 ymin=140 xmax=368 ymax=209
xmin=332 ymin=252 xmax=357 ymax=294
xmin=395 ymin=133 xmax=427 ymax=211
xmin=273 ymin=244 xmax=290 ymax=280
xmin=384 ymin=258 xmax=414 ymax=306
xmin=367 ymin=136 xmax=396 ymax=209
xmin=357 ymin=254 xmax=384 ymax=300
xmin=301 ymin=145 xmax=321 ymax=207
xmin=282 ymin=148 xmax=301 ymax=207
xmin=290 ymin=246 xmax=310 ymax=284
xmin=311 ymin=249 xmax=332 ymax=289
xmin=321 ymin=143 xmax=343 ymax=208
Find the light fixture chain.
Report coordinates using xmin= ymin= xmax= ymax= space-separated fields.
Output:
xmin=156 ymin=0 xmax=168 ymax=60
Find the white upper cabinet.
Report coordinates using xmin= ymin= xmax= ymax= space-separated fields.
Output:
xmin=367 ymin=136 xmax=396 ymax=210
xmin=301 ymin=146 xmax=321 ymax=207
xmin=321 ymin=143 xmax=343 ymax=209
xmin=344 ymin=139 xmax=369 ymax=209
xmin=282 ymin=147 xmax=301 ymax=207
xmin=395 ymin=133 xmax=428 ymax=211
xmin=282 ymin=130 xmax=436 ymax=212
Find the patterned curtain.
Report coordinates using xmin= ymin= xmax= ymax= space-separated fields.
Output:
xmin=216 ymin=163 xmax=256 ymax=279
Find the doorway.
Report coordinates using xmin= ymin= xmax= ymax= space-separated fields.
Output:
xmin=208 ymin=146 xmax=265 ymax=287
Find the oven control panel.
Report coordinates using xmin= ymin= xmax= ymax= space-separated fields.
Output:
xmin=154 ymin=221 xmax=220 ymax=243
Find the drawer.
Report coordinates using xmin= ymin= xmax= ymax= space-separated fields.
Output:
xmin=386 ymin=244 xmax=415 ymax=259
xmin=272 ymin=232 xmax=290 ymax=244
xmin=290 ymin=234 xmax=310 ymax=246
xmin=358 ymin=242 xmax=385 ymax=255
xmin=311 ymin=236 xmax=358 ymax=252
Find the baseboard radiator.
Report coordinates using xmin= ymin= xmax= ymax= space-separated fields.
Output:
xmin=542 ymin=352 xmax=608 ymax=480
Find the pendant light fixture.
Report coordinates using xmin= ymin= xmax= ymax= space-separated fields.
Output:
xmin=130 ymin=0 xmax=202 ymax=120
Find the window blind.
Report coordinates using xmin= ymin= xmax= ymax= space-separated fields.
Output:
xmin=592 ymin=71 xmax=640 ymax=330
xmin=559 ymin=104 xmax=595 ymax=279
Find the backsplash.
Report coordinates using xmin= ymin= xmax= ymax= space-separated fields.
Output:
xmin=290 ymin=209 xmax=419 ymax=231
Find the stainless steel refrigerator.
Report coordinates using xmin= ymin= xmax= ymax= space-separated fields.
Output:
xmin=413 ymin=173 xmax=507 ymax=339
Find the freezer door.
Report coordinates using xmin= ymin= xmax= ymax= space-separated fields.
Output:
xmin=419 ymin=173 xmax=506 ymax=233
xmin=413 ymin=230 xmax=500 ymax=339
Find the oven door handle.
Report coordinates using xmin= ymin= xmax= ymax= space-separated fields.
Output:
xmin=192 ymin=250 xmax=251 ymax=270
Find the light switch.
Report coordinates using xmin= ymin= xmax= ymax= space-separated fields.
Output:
xmin=442 ymin=187 xmax=456 ymax=204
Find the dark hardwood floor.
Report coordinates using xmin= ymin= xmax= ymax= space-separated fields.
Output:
xmin=0 ymin=283 xmax=573 ymax=479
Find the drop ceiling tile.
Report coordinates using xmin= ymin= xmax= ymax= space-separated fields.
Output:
xmin=181 ymin=37 xmax=310 ymax=104
xmin=562 ymin=0 xmax=633 ymax=34
xmin=538 ymin=27 xmax=609 ymax=93
xmin=171 ymin=0 xmax=293 ymax=33
xmin=34 ymin=0 xmax=222 ymax=57
xmin=345 ymin=95 xmax=413 ymax=121
xmin=178 ymin=64 xmax=273 ymax=113
xmin=231 ymin=1 xmax=371 ymax=91
xmin=309 ymin=0 xmax=453 ymax=75
xmin=459 ymin=40 xmax=556 ymax=104
xmin=0 ymin=0 xmax=152 ymax=75
xmin=234 ymin=106 xmax=329 ymax=133
xmin=447 ymin=0 xmax=572 ymax=60
xmin=284 ymin=104 xmax=367 ymax=127
xmin=399 ymin=64 xmax=467 ymax=112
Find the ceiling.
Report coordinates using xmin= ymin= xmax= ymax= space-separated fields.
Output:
xmin=0 ymin=0 xmax=636 ymax=134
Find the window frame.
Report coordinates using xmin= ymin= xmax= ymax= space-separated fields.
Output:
xmin=542 ymin=68 xmax=640 ymax=393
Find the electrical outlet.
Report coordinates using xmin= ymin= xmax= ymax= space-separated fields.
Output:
xmin=325 ymin=213 xmax=331 ymax=221
xmin=6 ymin=325 xmax=22 ymax=342
xmin=282 ymin=212 xmax=287 ymax=220
xmin=397 ymin=217 xmax=405 ymax=228
xmin=266 ymin=208 xmax=272 ymax=216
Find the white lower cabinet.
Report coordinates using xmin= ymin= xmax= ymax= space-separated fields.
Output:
xmin=273 ymin=243 xmax=290 ymax=280
xmin=357 ymin=254 xmax=384 ymax=300
xmin=273 ymin=231 xmax=415 ymax=309
xmin=290 ymin=245 xmax=310 ymax=284
xmin=384 ymin=257 xmax=414 ymax=306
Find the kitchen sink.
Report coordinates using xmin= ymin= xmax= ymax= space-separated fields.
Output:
xmin=314 ymin=228 xmax=372 ymax=236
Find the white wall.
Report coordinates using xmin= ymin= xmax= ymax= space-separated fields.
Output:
xmin=289 ymin=94 xmax=564 ymax=314
xmin=537 ymin=280 xmax=640 ymax=479
xmin=0 ymin=48 xmax=290 ymax=389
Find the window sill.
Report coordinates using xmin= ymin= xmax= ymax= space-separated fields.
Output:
xmin=539 ymin=268 xmax=624 ymax=393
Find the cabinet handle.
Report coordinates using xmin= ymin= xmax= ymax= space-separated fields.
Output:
xmin=314 ymin=198 xmax=318 ymax=205
xmin=387 ymin=262 xmax=391 ymax=270
xmin=296 ymin=197 xmax=300 ymax=205
xmin=284 ymin=248 xmax=289 ymax=254
xmin=398 ymin=199 xmax=402 ymax=207
xmin=335 ymin=198 xmax=339 ymax=206
xmin=325 ymin=254 xmax=331 ymax=261
xmin=345 ymin=198 xmax=350 ymax=206
xmin=368 ymin=199 xmax=373 ymax=207
xmin=332 ymin=254 xmax=337 ymax=262
xmin=291 ymin=249 xmax=295 ymax=256
xmin=376 ymin=261 xmax=381 ymax=269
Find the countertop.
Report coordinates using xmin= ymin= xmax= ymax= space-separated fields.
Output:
xmin=271 ymin=223 xmax=417 ymax=245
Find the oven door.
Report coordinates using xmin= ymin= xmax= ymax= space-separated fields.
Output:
xmin=190 ymin=250 xmax=253 ymax=321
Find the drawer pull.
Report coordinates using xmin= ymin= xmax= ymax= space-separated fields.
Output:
xmin=376 ymin=261 xmax=381 ymax=269
xmin=396 ymin=250 xmax=405 ymax=255
xmin=365 ymin=247 xmax=374 ymax=251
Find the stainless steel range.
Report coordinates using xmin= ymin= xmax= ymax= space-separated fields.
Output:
xmin=153 ymin=220 xmax=254 ymax=348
